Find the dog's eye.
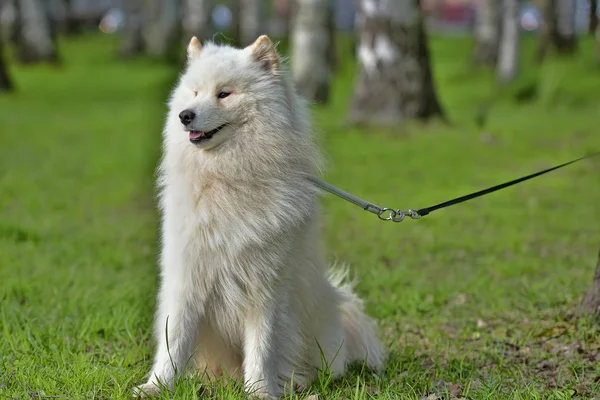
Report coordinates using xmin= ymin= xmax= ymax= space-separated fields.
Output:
xmin=193 ymin=90 xmax=198 ymax=97
xmin=217 ymin=91 xmax=231 ymax=99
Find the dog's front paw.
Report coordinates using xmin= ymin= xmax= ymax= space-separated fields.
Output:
xmin=133 ymin=381 xmax=161 ymax=398
xmin=246 ymin=384 xmax=278 ymax=400
xmin=248 ymin=392 xmax=276 ymax=400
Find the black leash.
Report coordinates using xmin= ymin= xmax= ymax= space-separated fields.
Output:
xmin=417 ymin=151 xmax=600 ymax=217
xmin=308 ymin=151 xmax=600 ymax=222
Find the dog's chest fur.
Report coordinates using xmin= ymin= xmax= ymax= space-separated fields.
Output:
xmin=159 ymin=151 xmax=316 ymax=343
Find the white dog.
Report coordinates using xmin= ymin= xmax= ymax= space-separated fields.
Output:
xmin=135 ymin=35 xmax=386 ymax=399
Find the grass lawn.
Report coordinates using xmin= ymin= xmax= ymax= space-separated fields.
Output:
xmin=1 ymin=33 xmax=600 ymax=399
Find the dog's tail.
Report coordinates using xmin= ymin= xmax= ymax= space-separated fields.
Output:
xmin=328 ymin=266 xmax=386 ymax=372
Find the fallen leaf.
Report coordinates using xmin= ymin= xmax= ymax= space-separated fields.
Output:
xmin=534 ymin=325 xmax=567 ymax=339
xmin=470 ymin=380 xmax=483 ymax=390
xmin=379 ymin=256 xmax=393 ymax=268
xmin=397 ymin=371 xmax=409 ymax=379
xmin=536 ymin=360 xmax=553 ymax=370
xmin=454 ymin=293 xmax=467 ymax=306
xmin=449 ymin=382 xmax=462 ymax=396
xmin=480 ymin=132 xmax=494 ymax=143
xmin=476 ymin=319 xmax=487 ymax=329
xmin=365 ymin=386 xmax=378 ymax=394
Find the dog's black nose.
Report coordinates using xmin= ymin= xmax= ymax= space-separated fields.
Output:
xmin=179 ymin=110 xmax=196 ymax=126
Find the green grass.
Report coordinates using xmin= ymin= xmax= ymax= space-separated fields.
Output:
xmin=1 ymin=33 xmax=600 ymax=399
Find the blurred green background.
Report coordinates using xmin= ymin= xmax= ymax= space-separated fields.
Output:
xmin=1 ymin=1 xmax=600 ymax=399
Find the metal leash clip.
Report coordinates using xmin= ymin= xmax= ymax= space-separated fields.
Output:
xmin=376 ymin=208 xmax=421 ymax=222
xmin=309 ymin=150 xmax=600 ymax=224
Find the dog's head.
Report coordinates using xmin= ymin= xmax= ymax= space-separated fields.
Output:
xmin=169 ymin=35 xmax=286 ymax=151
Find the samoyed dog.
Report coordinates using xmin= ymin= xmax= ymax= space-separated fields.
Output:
xmin=135 ymin=35 xmax=385 ymax=399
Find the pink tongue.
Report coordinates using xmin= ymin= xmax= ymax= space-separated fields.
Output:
xmin=189 ymin=131 xmax=204 ymax=139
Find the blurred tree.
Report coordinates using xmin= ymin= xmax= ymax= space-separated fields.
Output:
xmin=497 ymin=0 xmax=519 ymax=83
xmin=239 ymin=0 xmax=262 ymax=45
xmin=13 ymin=0 xmax=59 ymax=63
xmin=291 ymin=0 xmax=334 ymax=103
xmin=0 ymin=29 xmax=13 ymax=92
xmin=473 ymin=0 xmax=500 ymax=66
xmin=538 ymin=0 xmax=554 ymax=61
xmin=326 ymin=0 xmax=336 ymax=71
xmin=555 ymin=0 xmax=577 ymax=50
xmin=596 ymin=14 xmax=600 ymax=61
xmin=273 ymin=0 xmax=292 ymax=39
xmin=48 ymin=0 xmax=67 ymax=35
xmin=578 ymin=249 xmax=600 ymax=317
xmin=182 ymin=0 xmax=214 ymax=42
xmin=590 ymin=0 xmax=597 ymax=35
xmin=230 ymin=0 xmax=241 ymax=45
xmin=349 ymin=0 xmax=443 ymax=125
xmin=142 ymin=0 xmax=180 ymax=58
xmin=538 ymin=0 xmax=577 ymax=62
xmin=119 ymin=0 xmax=145 ymax=58
xmin=0 ymin=0 xmax=15 ymax=42
xmin=60 ymin=0 xmax=88 ymax=36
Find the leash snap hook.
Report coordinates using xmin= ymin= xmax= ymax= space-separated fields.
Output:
xmin=406 ymin=209 xmax=421 ymax=219
xmin=377 ymin=208 xmax=397 ymax=221
xmin=378 ymin=208 xmax=421 ymax=222
xmin=392 ymin=210 xmax=406 ymax=222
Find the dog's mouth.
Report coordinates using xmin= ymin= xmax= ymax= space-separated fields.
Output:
xmin=189 ymin=124 xmax=229 ymax=144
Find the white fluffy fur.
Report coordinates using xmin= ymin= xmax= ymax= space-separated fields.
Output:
xmin=135 ymin=35 xmax=386 ymax=399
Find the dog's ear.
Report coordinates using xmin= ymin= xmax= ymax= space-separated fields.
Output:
xmin=187 ymin=36 xmax=202 ymax=61
xmin=250 ymin=35 xmax=280 ymax=73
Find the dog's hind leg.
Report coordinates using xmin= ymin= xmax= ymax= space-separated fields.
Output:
xmin=311 ymin=305 xmax=347 ymax=378
xmin=328 ymin=268 xmax=386 ymax=373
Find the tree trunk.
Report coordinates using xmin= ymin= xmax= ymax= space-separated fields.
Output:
xmin=349 ymin=0 xmax=444 ymax=126
xmin=497 ymin=0 xmax=519 ymax=83
xmin=590 ymin=0 xmax=598 ymax=35
xmin=119 ymin=0 xmax=145 ymax=58
xmin=578 ymin=249 xmax=600 ymax=317
xmin=596 ymin=15 xmax=600 ymax=62
xmin=473 ymin=0 xmax=500 ymax=66
xmin=239 ymin=0 xmax=262 ymax=46
xmin=182 ymin=0 xmax=213 ymax=43
xmin=142 ymin=0 xmax=180 ymax=58
xmin=327 ymin=0 xmax=336 ymax=71
xmin=291 ymin=0 xmax=334 ymax=103
xmin=538 ymin=0 xmax=577 ymax=62
xmin=61 ymin=0 xmax=84 ymax=36
xmin=230 ymin=0 xmax=241 ymax=46
xmin=1 ymin=0 xmax=16 ymax=45
xmin=14 ymin=0 xmax=59 ymax=63
xmin=272 ymin=0 xmax=292 ymax=39
xmin=48 ymin=0 xmax=68 ymax=35
xmin=0 ymin=29 xmax=14 ymax=92
xmin=537 ymin=0 xmax=554 ymax=61
xmin=555 ymin=0 xmax=577 ymax=52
